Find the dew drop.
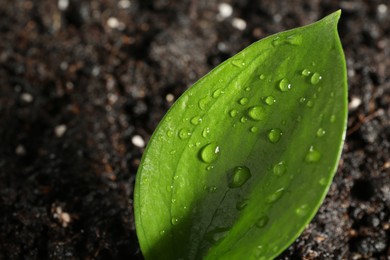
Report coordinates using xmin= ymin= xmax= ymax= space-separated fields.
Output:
xmin=305 ymin=146 xmax=321 ymax=163
xmin=313 ymin=93 xmax=318 ymax=99
xmin=272 ymin=34 xmax=302 ymax=46
xmin=255 ymin=215 xmax=269 ymax=228
xmin=238 ymin=97 xmax=249 ymax=105
xmin=199 ymin=96 xmax=211 ymax=110
xmin=190 ymin=116 xmax=202 ymax=125
xmin=330 ymin=115 xmax=336 ymax=123
xmin=212 ymin=89 xmax=223 ymax=98
xmin=171 ymin=217 xmax=179 ymax=225
xmin=202 ymin=127 xmax=210 ymax=138
xmin=166 ymin=130 xmax=174 ymax=137
xmin=319 ymin=177 xmax=327 ymax=186
xmin=250 ymin=126 xmax=258 ymax=133
xmin=236 ymin=200 xmax=248 ymax=210
xmin=259 ymin=74 xmax=265 ymax=80
xmin=229 ymin=109 xmax=238 ymax=118
xmin=245 ymin=87 xmax=251 ymax=92
xmin=160 ymin=230 xmax=166 ymax=235
xmin=229 ymin=166 xmax=252 ymax=188
xmin=316 ymin=128 xmax=326 ymax=137
xmin=306 ymin=100 xmax=314 ymax=107
xmin=169 ymin=150 xmax=176 ymax=155
xmin=231 ymin=58 xmax=245 ymax=68
xmin=247 ymin=106 xmax=265 ymax=121
xmin=299 ymin=97 xmax=306 ymax=103
xmin=199 ymin=143 xmax=220 ymax=163
xmin=266 ymin=187 xmax=285 ymax=203
xmin=278 ymin=78 xmax=291 ymax=92
xmin=301 ymin=69 xmax=311 ymax=76
xmin=263 ymin=96 xmax=276 ymax=105
xmin=206 ymin=165 xmax=214 ymax=171
xmin=273 ymin=161 xmax=286 ymax=176
xmin=268 ymin=128 xmax=283 ymax=143
xmin=310 ymin=72 xmax=322 ymax=85
xmin=178 ymin=128 xmax=191 ymax=139
xmin=240 ymin=116 xmax=248 ymax=123
xmin=295 ymin=204 xmax=309 ymax=216
xmin=205 ymin=227 xmax=230 ymax=243
xmin=204 ymin=185 xmax=217 ymax=193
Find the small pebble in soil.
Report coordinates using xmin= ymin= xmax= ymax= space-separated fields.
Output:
xmin=20 ymin=93 xmax=34 ymax=103
xmin=118 ymin=0 xmax=131 ymax=9
xmin=132 ymin=135 xmax=145 ymax=148
xmin=166 ymin=93 xmax=174 ymax=102
xmin=15 ymin=144 xmax=26 ymax=156
xmin=232 ymin=18 xmax=246 ymax=31
xmin=58 ymin=0 xmax=69 ymax=11
xmin=218 ymin=3 xmax=233 ymax=20
xmin=348 ymin=96 xmax=362 ymax=110
xmin=54 ymin=125 xmax=67 ymax=138
xmin=107 ymin=17 xmax=125 ymax=30
xmin=53 ymin=206 xmax=72 ymax=228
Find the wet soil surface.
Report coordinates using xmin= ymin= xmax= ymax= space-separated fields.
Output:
xmin=0 ymin=0 xmax=389 ymax=259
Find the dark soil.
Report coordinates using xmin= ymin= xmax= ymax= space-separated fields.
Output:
xmin=0 ymin=0 xmax=389 ymax=259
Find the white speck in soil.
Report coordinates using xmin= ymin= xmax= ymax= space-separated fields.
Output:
xmin=132 ymin=135 xmax=145 ymax=148
xmin=15 ymin=144 xmax=26 ymax=156
xmin=118 ymin=0 xmax=131 ymax=9
xmin=54 ymin=125 xmax=67 ymax=138
xmin=58 ymin=0 xmax=69 ymax=11
xmin=218 ymin=3 xmax=233 ymax=20
xmin=166 ymin=93 xmax=174 ymax=102
xmin=231 ymin=18 xmax=246 ymax=31
xmin=20 ymin=93 xmax=34 ymax=103
xmin=349 ymin=96 xmax=362 ymax=110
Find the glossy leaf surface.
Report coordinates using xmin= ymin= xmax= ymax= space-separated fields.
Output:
xmin=135 ymin=11 xmax=347 ymax=260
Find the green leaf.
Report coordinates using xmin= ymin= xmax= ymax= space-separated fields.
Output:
xmin=134 ymin=10 xmax=347 ymax=260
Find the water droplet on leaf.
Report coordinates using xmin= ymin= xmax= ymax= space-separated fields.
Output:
xmin=278 ymin=78 xmax=291 ymax=92
xmin=316 ymin=128 xmax=326 ymax=137
xmin=255 ymin=216 xmax=269 ymax=228
xmin=248 ymin=106 xmax=265 ymax=121
xmin=273 ymin=161 xmax=286 ymax=176
xmin=199 ymin=96 xmax=211 ymax=110
xmin=231 ymin=58 xmax=245 ymax=68
xmin=229 ymin=109 xmax=238 ymax=118
xmin=171 ymin=217 xmax=179 ymax=225
xmin=166 ymin=130 xmax=174 ymax=137
xmin=178 ymin=128 xmax=191 ymax=139
xmin=205 ymin=227 xmax=230 ymax=244
xmin=212 ymin=89 xmax=223 ymax=98
xmin=268 ymin=128 xmax=282 ymax=143
xmin=250 ymin=126 xmax=258 ymax=133
xmin=301 ymin=69 xmax=311 ymax=76
xmin=202 ymin=127 xmax=210 ymax=138
xmin=319 ymin=177 xmax=327 ymax=186
xmin=199 ymin=143 xmax=220 ymax=163
xmin=236 ymin=200 xmax=248 ymax=210
xmin=259 ymin=74 xmax=265 ymax=80
xmin=229 ymin=166 xmax=251 ymax=188
xmin=306 ymin=100 xmax=314 ymax=107
xmin=238 ymin=97 xmax=249 ymax=105
xmin=305 ymin=146 xmax=321 ymax=163
xmin=310 ymin=72 xmax=322 ymax=85
xmin=295 ymin=204 xmax=309 ymax=216
xmin=266 ymin=188 xmax=285 ymax=203
xmin=190 ymin=116 xmax=202 ymax=125
xmin=264 ymin=96 xmax=276 ymax=105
